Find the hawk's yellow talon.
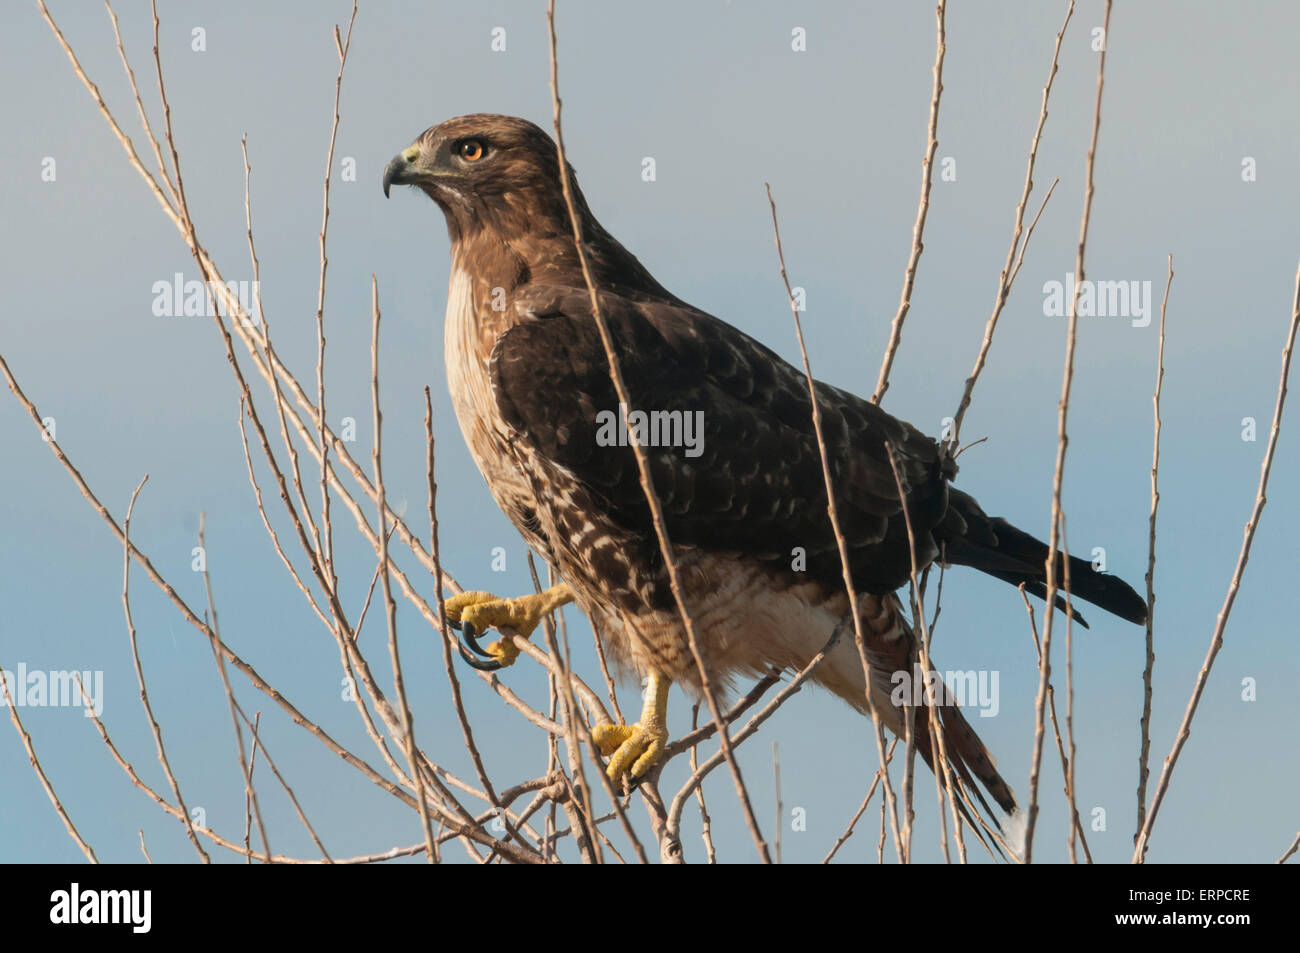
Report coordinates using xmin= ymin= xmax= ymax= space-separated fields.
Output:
xmin=593 ymin=721 xmax=668 ymax=780
xmin=484 ymin=637 xmax=520 ymax=667
xmin=444 ymin=585 xmax=572 ymax=669
xmin=592 ymin=723 xmax=636 ymax=756
xmin=444 ymin=590 xmax=494 ymax=627
xmin=593 ymin=674 xmax=671 ymax=781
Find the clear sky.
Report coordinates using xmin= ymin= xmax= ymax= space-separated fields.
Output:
xmin=2 ymin=0 xmax=1297 ymax=864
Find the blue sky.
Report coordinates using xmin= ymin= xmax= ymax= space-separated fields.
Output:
xmin=1 ymin=0 xmax=1297 ymax=863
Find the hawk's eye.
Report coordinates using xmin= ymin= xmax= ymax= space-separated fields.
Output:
xmin=457 ymin=140 xmax=485 ymax=162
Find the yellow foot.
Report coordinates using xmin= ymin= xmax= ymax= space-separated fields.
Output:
xmin=592 ymin=673 xmax=671 ymax=781
xmin=444 ymin=585 xmax=572 ymax=670
xmin=593 ymin=720 xmax=668 ymax=781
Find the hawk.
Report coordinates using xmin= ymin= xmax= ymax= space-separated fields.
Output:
xmin=383 ymin=114 xmax=1146 ymax=819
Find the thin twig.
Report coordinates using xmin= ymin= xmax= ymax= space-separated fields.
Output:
xmin=773 ymin=743 xmax=783 ymax=864
xmin=540 ymin=618 xmax=602 ymax=864
xmin=1017 ymin=586 xmax=1093 ymax=862
xmin=528 ymin=554 xmax=650 ymax=864
xmin=872 ymin=0 xmax=946 ymax=405
xmin=237 ymin=708 xmax=333 ymax=862
xmin=822 ymin=739 xmax=898 ymax=863
xmin=240 ymin=137 xmax=326 ymax=591
xmin=0 ymin=665 xmax=97 ymax=862
xmin=588 ymin=609 xmax=626 ymax=727
xmin=313 ymin=2 xmax=358 ymax=594
xmin=122 ymin=477 xmax=208 ymax=862
xmin=234 ymin=397 xmax=329 ymax=629
xmin=1137 ymin=255 xmax=1173 ymax=840
xmin=689 ymin=705 xmax=717 ymax=864
xmin=1061 ymin=519 xmax=1079 ymax=863
xmin=1279 ymin=832 xmax=1300 ymax=864
xmin=424 ymin=388 xmax=510 ymax=834
xmin=243 ymin=711 xmax=261 ymax=863
xmin=949 ymin=0 xmax=1074 ymax=443
xmin=1025 ymin=0 xmax=1110 ymax=864
xmin=371 ymin=276 xmax=438 ymax=863
xmin=103 ymin=0 xmax=178 ymax=208
xmin=197 ymin=513 xmax=272 ymax=863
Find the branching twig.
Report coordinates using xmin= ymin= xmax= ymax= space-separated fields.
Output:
xmin=1136 ymin=255 xmax=1173 ymax=841
xmin=872 ymin=0 xmax=946 ymax=405
xmin=313 ymin=3 xmax=359 ymax=593
xmin=1017 ymin=587 xmax=1093 ymax=862
xmin=0 ymin=665 xmax=97 ymax=862
xmin=197 ymin=513 xmax=272 ymax=863
xmin=823 ymin=739 xmax=898 ymax=863
xmin=237 ymin=708 xmax=333 ymax=862
xmin=949 ymin=0 xmax=1074 ymax=443
xmin=371 ymin=277 xmax=438 ymax=863
xmin=122 ymin=477 xmax=208 ymax=862
xmin=243 ymin=711 xmax=261 ymax=863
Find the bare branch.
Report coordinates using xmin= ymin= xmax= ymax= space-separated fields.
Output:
xmin=872 ymin=0 xmax=946 ymax=405
xmin=949 ymin=0 xmax=1075 ymax=443
xmin=313 ymin=2 xmax=359 ymax=593
xmin=1017 ymin=586 xmax=1093 ymax=862
xmin=823 ymin=739 xmax=898 ymax=863
xmin=371 ymin=277 xmax=438 ymax=863
xmin=1279 ymin=832 xmax=1300 ymax=865
xmin=122 ymin=477 xmax=208 ymax=862
xmin=1025 ymin=0 xmax=1111 ymax=864
xmin=1137 ymin=255 xmax=1173 ymax=841
xmin=0 ymin=665 xmax=98 ymax=862
xmin=197 ymin=513 xmax=272 ymax=863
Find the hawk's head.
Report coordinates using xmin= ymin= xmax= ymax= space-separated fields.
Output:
xmin=383 ymin=113 xmax=584 ymax=243
xmin=385 ymin=113 xmax=668 ymax=297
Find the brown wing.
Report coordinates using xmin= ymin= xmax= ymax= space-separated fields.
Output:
xmin=489 ymin=284 xmax=950 ymax=596
xmin=489 ymin=283 xmax=1148 ymax=626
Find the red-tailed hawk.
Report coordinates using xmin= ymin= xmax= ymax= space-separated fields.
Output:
xmin=383 ymin=114 xmax=1146 ymax=818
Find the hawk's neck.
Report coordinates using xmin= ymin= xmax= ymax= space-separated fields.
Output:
xmin=451 ymin=204 xmax=677 ymax=307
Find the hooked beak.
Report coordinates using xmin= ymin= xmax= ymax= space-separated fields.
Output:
xmin=382 ymin=144 xmax=422 ymax=198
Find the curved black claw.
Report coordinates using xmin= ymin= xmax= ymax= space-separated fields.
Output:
xmin=459 ymin=621 xmax=498 ymax=659
xmin=456 ymin=634 xmax=503 ymax=672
